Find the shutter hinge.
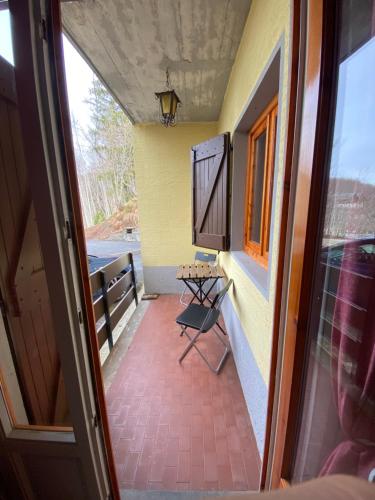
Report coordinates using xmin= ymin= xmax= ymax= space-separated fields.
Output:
xmin=64 ymin=219 xmax=72 ymax=240
xmin=39 ymin=18 xmax=48 ymax=41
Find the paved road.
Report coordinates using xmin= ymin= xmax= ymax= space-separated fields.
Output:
xmin=86 ymin=239 xmax=143 ymax=285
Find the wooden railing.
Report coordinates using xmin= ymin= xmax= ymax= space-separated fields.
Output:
xmin=90 ymin=253 xmax=138 ymax=350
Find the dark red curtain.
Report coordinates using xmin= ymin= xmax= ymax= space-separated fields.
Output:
xmin=320 ymin=242 xmax=375 ymax=479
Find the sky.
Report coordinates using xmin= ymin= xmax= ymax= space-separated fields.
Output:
xmin=0 ymin=9 xmax=94 ymax=135
xmin=0 ymin=10 xmax=13 ymax=64
xmin=330 ymin=36 xmax=375 ymax=186
xmin=62 ymin=35 xmax=94 ymax=133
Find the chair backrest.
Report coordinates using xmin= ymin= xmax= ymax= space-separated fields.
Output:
xmin=211 ymin=279 xmax=233 ymax=310
xmin=194 ymin=251 xmax=217 ymax=264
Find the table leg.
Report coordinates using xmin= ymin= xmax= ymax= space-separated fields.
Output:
xmin=184 ymin=280 xmax=201 ymax=304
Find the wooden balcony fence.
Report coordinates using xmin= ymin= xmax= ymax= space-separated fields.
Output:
xmin=90 ymin=253 xmax=138 ymax=351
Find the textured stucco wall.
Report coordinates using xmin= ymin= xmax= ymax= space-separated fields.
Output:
xmin=134 ymin=122 xmax=217 ymax=270
xmin=133 ymin=0 xmax=291 ymax=381
xmin=218 ymin=0 xmax=291 ymax=385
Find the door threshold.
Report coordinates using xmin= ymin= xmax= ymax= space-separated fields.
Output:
xmin=120 ymin=490 xmax=254 ymax=499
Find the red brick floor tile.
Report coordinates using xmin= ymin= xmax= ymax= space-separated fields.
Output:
xmin=204 ymin=481 xmax=219 ymax=490
xmin=109 ymin=424 xmax=122 ymax=447
xmin=121 ymin=416 xmax=138 ymax=439
xmin=114 ymin=438 xmax=132 ymax=465
xmin=177 ymin=451 xmax=190 ymax=483
xmin=137 ymin=414 xmax=148 ymax=427
xmin=229 ymin=451 xmax=248 ymax=489
xmin=227 ymin=425 xmax=242 ymax=453
xmin=144 ymin=415 xmax=160 ymax=439
xmin=191 ymin=437 xmax=204 ymax=467
xmin=164 ymin=437 xmax=179 ymax=467
xmin=218 ymin=464 xmax=234 ymax=490
xmin=149 ymin=451 xmax=165 ymax=482
xmin=191 ymin=415 xmax=204 ymax=438
xmin=191 ymin=465 xmax=204 ymax=489
xmin=105 ymin=295 xmax=261 ymax=492
xmin=204 ymin=451 xmax=218 ymax=482
xmin=130 ymin=426 xmax=146 ymax=452
xmin=121 ymin=452 xmax=139 ymax=482
xmin=175 ymin=482 xmax=191 ymax=490
xmin=242 ymin=448 xmax=261 ymax=490
xmin=217 ymin=435 xmax=231 ymax=464
xmin=162 ymin=466 xmax=177 ymax=489
xmin=134 ymin=464 xmax=149 ymax=489
xmin=139 ymin=438 xmax=155 ymax=468
xmin=179 ymin=434 xmax=191 ymax=452
xmin=213 ymin=413 xmax=226 ymax=439
xmin=203 ymin=425 xmax=216 ymax=453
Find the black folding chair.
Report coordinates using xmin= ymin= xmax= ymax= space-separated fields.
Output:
xmin=176 ymin=279 xmax=233 ymax=374
xmin=179 ymin=251 xmax=217 ymax=306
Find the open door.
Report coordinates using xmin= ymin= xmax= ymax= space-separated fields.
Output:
xmin=0 ymin=1 xmax=117 ymax=498
xmin=269 ymin=0 xmax=375 ymax=488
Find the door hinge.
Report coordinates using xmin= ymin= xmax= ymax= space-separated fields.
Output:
xmin=0 ymin=296 xmax=6 ymax=317
xmin=92 ymin=414 xmax=99 ymax=428
xmin=225 ymin=235 xmax=231 ymax=250
xmin=39 ymin=18 xmax=48 ymax=41
xmin=78 ymin=309 xmax=83 ymax=324
xmin=64 ymin=219 xmax=72 ymax=240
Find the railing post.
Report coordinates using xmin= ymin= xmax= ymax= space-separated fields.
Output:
xmin=129 ymin=253 xmax=138 ymax=306
xmin=100 ymin=270 xmax=113 ymax=350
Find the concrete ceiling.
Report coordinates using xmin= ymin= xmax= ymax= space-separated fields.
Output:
xmin=62 ymin=0 xmax=251 ymax=124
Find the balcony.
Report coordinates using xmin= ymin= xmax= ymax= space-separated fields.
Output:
xmin=102 ymin=294 xmax=261 ymax=493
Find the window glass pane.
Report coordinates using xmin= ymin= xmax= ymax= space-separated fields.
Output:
xmin=0 ymin=45 xmax=71 ymax=428
xmin=292 ymin=0 xmax=375 ymax=483
xmin=266 ymin=114 xmax=277 ymax=253
xmin=250 ymin=130 xmax=266 ymax=243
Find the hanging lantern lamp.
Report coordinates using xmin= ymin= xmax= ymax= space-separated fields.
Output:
xmin=155 ymin=69 xmax=181 ymax=127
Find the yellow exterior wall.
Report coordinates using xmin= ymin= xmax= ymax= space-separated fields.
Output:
xmin=134 ymin=122 xmax=217 ymax=267
xmin=133 ymin=0 xmax=291 ymax=386
xmin=218 ymin=0 xmax=291 ymax=385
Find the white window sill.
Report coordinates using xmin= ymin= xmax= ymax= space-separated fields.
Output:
xmin=231 ymin=250 xmax=269 ymax=299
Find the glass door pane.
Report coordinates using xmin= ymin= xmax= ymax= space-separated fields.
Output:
xmin=292 ymin=0 xmax=375 ymax=483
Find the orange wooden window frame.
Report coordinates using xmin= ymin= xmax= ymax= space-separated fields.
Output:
xmin=244 ymin=96 xmax=278 ymax=267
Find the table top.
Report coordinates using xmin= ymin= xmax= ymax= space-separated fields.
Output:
xmin=176 ymin=263 xmax=225 ymax=280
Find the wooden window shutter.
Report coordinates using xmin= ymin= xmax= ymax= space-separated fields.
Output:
xmin=192 ymin=132 xmax=231 ymax=251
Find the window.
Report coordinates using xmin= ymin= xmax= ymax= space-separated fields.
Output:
xmin=244 ymin=96 xmax=278 ymax=267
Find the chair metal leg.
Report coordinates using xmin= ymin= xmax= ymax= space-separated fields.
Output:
xmin=180 ymin=284 xmax=189 ymax=306
xmin=215 ymin=321 xmax=227 ymax=336
xmin=179 ymin=326 xmax=231 ymax=374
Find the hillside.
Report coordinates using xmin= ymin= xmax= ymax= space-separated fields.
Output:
xmin=85 ymin=203 xmax=139 ymax=240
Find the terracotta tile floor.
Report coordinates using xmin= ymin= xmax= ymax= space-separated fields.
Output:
xmin=106 ymin=295 xmax=261 ymax=491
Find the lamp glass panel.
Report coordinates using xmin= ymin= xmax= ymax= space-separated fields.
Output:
xmin=161 ymin=93 xmax=172 ymax=115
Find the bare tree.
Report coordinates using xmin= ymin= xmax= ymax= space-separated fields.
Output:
xmin=71 ymin=76 xmax=136 ymax=228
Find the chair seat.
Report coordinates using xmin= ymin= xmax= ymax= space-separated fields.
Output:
xmin=176 ymin=303 xmax=220 ymax=332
